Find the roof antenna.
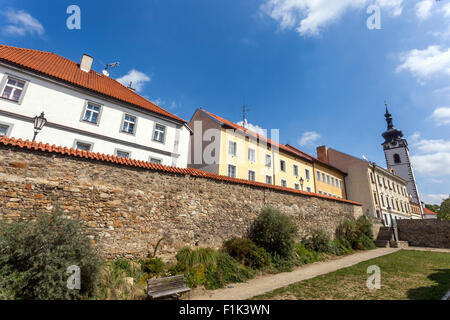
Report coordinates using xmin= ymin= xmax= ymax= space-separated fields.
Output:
xmin=101 ymin=61 xmax=120 ymax=77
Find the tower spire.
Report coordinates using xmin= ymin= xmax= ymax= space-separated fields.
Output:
xmin=381 ymin=102 xmax=403 ymax=143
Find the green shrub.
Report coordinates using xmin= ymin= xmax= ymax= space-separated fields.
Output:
xmin=294 ymin=244 xmax=322 ymax=264
xmin=358 ymin=233 xmax=377 ymax=250
xmin=356 ymin=215 xmax=374 ymax=240
xmin=0 ymin=208 xmax=103 ymax=300
xmin=302 ymin=229 xmax=333 ymax=253
xmin=222 ymin=238 xmax=272 ymax=270
xmin=173 ymin=247 xmax=254 ymax=290
xmin=140 ymin=257 xmax=166 ymax=277
xmin=271 ymin=254 xmax=296 ymax=273
xmin=335 ymin=218 xmax=359 ymax=246
xmin=249 ymin=207 xmax=298 ymax=259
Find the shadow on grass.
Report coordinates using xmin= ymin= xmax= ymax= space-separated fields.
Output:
xmin=407 ymin=269 xmax=450 ymax=300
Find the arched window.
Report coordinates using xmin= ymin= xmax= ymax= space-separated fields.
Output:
xmin=394 ymin=154 xmax=401 ymax=164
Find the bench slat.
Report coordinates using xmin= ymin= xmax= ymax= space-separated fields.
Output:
xmin=147 ymin=275 xmax=190 ymax=299
xmin=149 ymin=288 xmax=191 ymax=298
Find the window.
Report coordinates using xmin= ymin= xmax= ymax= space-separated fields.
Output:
xmin=294 ymin=183 xmax=300 ymax=190
xmin=305 ymin=169 xmax=310 ymax=180
xmin=82 ymin=103 xmax=101 ymax=124
xmin=374 ymin=193 xmax=378 ymax=205
xmin=293 ymin=165 xmax=299 ymax=176
xmin=122 ymin=114 xmax=136 ymax=134
xmin=265 ymin=155 xmax=272 ymax=167
xmin=248 ymin=148 xmax=255 ymax=162
xmin=153 ymin=124 xmax=166 ymax=143
xmin=1 ymin=77 xmax=25 ymax=102
xmin=394 ymin=154 xmax=401 ymax=164
xmin=335 ymin=179 xmax=339 ymax=187
xmin=322 ymin=173 xmax=325 ymax=182
xmin=306 ymin=187 xmax=311 ymax=192
xmin=248 ymin=170 xmax=256 ymax=181
xmin=331 ymin=177 xmax=335 ymax=186
xmin=228 ymin=165 xmax=236 ymax=178
xmin=0 ymin=124 xmax=10 ymax=137
xmin=381 ymin=195 xmax=385 ymax=207
xmin=383 ymin=178 xmax=387 ymax=188
xmin=75 ymin=141 xmax=92 ymax=151
xmin=280 ymin=160 xmax=286 ymax=172
xmin=316 ymin=171 xmax=321 ymax=181
xmin=115 ymin=150 xmax=130 ymax=158
xmin=339 ymin=180 xmax=343 ymax=189
xmin=150 ymin=158 xmax=162 ymax=164
xmin=281 ymin=179 xmax=287 ymax=187
xmin=318 ymin=190 xmax=322 ymax=194
xmin=377 ymin=175 xmax=381 ymax=185
xmin=326 ymin=175 xmax=330 ymax=184
xmin=370 ymin=172 xmax=374 ymax=183
xmin=228 ymin=141 xmax=237 ymax=156
xmin=266 ymin=175 xmax=272 ymax=184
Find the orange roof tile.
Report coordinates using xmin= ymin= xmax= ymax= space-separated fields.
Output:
xmin=422 ymin=207 xmax=436 ymax=215
xmin=0 ymin=135 xmax=362 ymax=206
xmin=0 ymin=44 xmax=185 ymax=123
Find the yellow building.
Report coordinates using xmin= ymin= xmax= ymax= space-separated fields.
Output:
xmin=188 ymin=108 xmax=346 ymax=198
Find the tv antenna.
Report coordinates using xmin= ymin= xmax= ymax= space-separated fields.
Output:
xmin=100 ymin=61 xmax=120 ymax=77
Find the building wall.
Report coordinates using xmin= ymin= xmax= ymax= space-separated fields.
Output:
xmin=313 ymin=162 xmax=346 ymax=198
xmin=0 ymin=144 xmax=363 ymax=260
xmin=0 ymin=64 xmax=190 ymax=167
xmin=397 ymin=220 xmax=450 ymax=249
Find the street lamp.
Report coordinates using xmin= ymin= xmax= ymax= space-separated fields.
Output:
xmin=299 ymin=177 xmax=304 ymax=191
xmin=32 ymin=112 xmax=47 ymax=142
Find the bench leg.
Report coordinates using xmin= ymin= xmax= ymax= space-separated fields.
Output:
xmin=188 ymin=291 xmax=191 ymax=300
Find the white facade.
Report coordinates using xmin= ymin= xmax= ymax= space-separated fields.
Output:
xmin=0 ymin=62 xmax=190 ymax=168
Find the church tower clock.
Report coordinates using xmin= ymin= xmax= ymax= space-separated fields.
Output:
xmin=382 ymin=104 xmax=422 ymax=215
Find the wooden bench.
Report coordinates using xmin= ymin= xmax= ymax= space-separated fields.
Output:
xmin=148 ymin=275 xmax=191 ymax=300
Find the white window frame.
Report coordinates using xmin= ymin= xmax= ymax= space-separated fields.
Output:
xmin=121 ymin=113 xmax=137 ymax=135
xmin=0 ymin=121 xmax=13 ymax=137
xmin=0 ymin=74 xmax=29 ymax=105
xmin=293 ymin=164 xmax=299 ymax=176
xmin=281 ymin=179 xmax=287 ymax=187
xmin=266 ymin=175 xmax=272 ymax=184
xmin=152 ymin=123 xmax=166 ymax=143
xmin=228 ymin=164 xmax=237 ymax=178
xmin=265 ymin=154 xmax=272 ymax=167
xmin=73 ymin=139 xmax=93 ymax=152
xmin=228 ymin=141 xmax=237 ymax=156
xmin=294 ymin=183 xmax=300 ymax=190
xmin=306 ymin=187 xmax=311 ymax=192
xmin=280 ymin=160 xmax=286 ymax=172
xmin=149 ymin=157 xmax=163 ymax=164
xmin=81 ymin=101 xmax=102 ymax=125
xmin=114 ymin=149 xmax=131 ymax=158
xmin=248 ymin=170 xmax=256 ymax=181
xmin=248 ymin=147 xmax=256 ymax=162
xmin=305 ymin=169 xmax=310 ymax=180
xmin=316 ymin=170 xmax=321 ymax=181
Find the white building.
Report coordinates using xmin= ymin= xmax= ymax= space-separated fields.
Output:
xmin=0 ymin=45 xmax=191 ymax=168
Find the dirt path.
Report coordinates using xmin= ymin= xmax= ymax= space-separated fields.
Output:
xmin=191 ymin=248 xmax=400 ymax=300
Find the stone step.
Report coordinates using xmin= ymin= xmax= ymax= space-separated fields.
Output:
xmin=389 ymin=241 xmax=409 ymax=248
xmin=374 ymin=240 xmax=390 ymax=248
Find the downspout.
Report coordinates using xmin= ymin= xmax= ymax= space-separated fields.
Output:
xmin=312 ymin=161 xmax=317 ymax=194
xmin=371 ymin=163 xmax=384 ymax=223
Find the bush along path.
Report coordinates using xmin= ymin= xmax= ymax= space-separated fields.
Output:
xmin=191 ymin=248 xmax=400 ymax=300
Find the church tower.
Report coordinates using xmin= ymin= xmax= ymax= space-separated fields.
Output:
xmin=381 ymin=104 xmax=422 ymax=213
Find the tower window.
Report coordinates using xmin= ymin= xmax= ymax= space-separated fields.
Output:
xmin=394 ymin=154 xmax=401 ymax=164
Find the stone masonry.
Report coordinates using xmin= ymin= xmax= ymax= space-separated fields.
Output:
xmin=397 ymin=219 xmax=450 ymax=249
xmin=0 ymin=145 xmax=363 ymax=260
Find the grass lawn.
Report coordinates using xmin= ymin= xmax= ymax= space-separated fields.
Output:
xmin=253 ymin=250 xmax=450 ymax=300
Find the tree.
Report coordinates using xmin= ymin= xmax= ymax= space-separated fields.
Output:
xmin=438 ymin=197 xmax=450 ymax=221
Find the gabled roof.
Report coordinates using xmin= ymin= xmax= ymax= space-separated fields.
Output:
xmin=197 ymin=108 xmax=313 ymax=163
xmin=0 ymin=44 xmax=185 ymax=123
xmin=0 ymin=135 xmax=362 ymax=206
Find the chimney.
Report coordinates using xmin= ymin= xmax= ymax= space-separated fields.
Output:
xmin=80 ymin=54 xmax=93 ymax=73
xmin=316 ymin=145 xmax=328 ymax=163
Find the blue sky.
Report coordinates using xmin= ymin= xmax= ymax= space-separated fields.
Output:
xmin=1 ymin=0 xmax=449 ymax=204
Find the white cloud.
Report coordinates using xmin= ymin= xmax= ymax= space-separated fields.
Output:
xmin=397 ymin=45 xmax=450 ymax=80
xmin=116 ymin=69 xmax=151 ymax=92
xmin=298 ymin=131 xmax=320 ymax=146
xmin=421 ymin=193 xmax=448 ymax=205
xmin=410 ymin=135 xmax=450 ymax=177
xmin=441 ymin=2 xmax=450 ymax=17
xmin=2 ymin=9 xmax=44 ymax=36
xmin=260 ymin=0 xmax=403 ymax=37
xmin=430 ymin=107 xmax=450 ymax=126
xmin=415 ymin=0 xmax=433 ymax=20
xmin=414 ymin=138 xmax=450 ymax=154
xmin=237 ymin=120 xmax=267 ymax=136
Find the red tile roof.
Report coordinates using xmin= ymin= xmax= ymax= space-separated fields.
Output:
xmin=0 ymin=44 xmax=185 ymax=123
xmin=423 ymin=207 xmax=437 ymax=215
xmin=198 ymin=108 xmax=314 ymax=163
xmin=0 ymin=135 xmax=362 ymax=206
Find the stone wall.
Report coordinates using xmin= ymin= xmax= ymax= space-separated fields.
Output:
xmin=397 ymin=220 xmax=450 ymax=249
xmin=0 ymin=145 xmax=362 ymax=260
